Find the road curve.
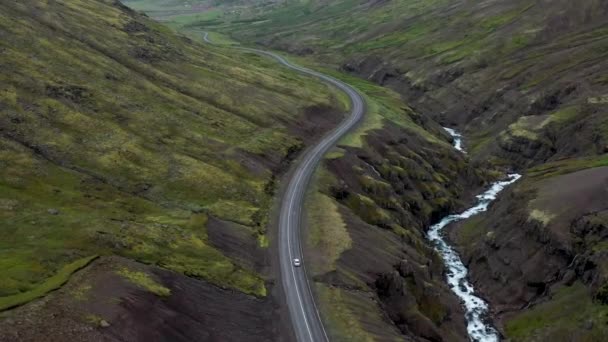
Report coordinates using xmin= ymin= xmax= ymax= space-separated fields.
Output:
xmin=204 ymin=32 xmax=365 ymax=342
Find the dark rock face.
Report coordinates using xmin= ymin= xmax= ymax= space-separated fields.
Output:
xmin=457 ymin=193 xmax=571 ymax=313
xmin=314 ymin=120 xmax=488 ymax=341
xmin=451 ymin=166 xmax=608 ymax=335
xmin=375 ymin=261 xmax=463 ymax=342
xmin=327 ymin=122 xmax=484 ymax=233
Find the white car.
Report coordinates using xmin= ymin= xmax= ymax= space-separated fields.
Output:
xmin=293 ymin=258 xmax=302 ymax=267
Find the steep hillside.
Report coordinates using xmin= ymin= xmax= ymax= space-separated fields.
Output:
xmin=198 ymin=0 xmax=608 ymax=167
xmin=451 ymin=157 xmax=608 ymax=340
xmin=127 ymin=1 xmax=502 ymax=341
xmin=0 ymin=0 xmax=348 ymax=340
xmin=302 ymin=71 xmax=486 ymax=341
xmin=150 ymin=0 xmax=608 ymax=340
xmin=7 ymin=0 xmax=605 ymax=340
xmin=0 ymin=1 xmax=485 ymax=341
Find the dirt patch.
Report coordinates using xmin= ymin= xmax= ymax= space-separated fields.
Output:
xmin=206 ymin=216 xmax=268 ymax=273
xmin=45 ymin=84 xmax=92 ymax=104
xmin=286 ymin=104 xmax=346 ymax=145
xmin=531 ymin=166 xmax=608 ymax=241
xmin=123 ymin=20 xmax=149 ymax=33
xmin=0 ymin=256 xmax=279 ymax=342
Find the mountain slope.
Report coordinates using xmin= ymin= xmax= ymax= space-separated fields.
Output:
xmin=0 ymin=0 xmax=350 ymax=339
xmin=202 ymin=0 xmax=608 ymax=166
xmin=451 ymin=157 xmax=608 ymax=340
xmin=159 ymin=0 xmax=608 ymax=340
xmin=0 ymin=1 xmax=481 ymax=341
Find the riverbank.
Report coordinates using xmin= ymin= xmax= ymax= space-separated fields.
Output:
xmin=431 ymin=128 xmax=521 ymax=341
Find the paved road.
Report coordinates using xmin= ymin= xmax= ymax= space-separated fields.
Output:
xmin=204 ymin=32 xmax=365 ymax=342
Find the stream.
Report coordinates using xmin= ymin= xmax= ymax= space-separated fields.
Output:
xmin=443 ymin=127 xmax=465 ymax=153
xmin=428 ymin=128 xmax=521 ymax=342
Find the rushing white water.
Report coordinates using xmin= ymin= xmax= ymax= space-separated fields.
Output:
xmin=430 ymin=128 xmax=521 ymax=342
xmin=443 ymin=127 xmax=465 ymax=153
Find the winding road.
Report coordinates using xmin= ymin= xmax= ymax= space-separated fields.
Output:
xmin=204 ymin=32 xmax=365 ymax=341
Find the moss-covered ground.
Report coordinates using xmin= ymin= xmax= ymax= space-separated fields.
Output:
xmin=0 ymin=0 xmax=348 ymax=306
xmin=505 ymin=282 xmax=608 ymax=341
xmin=130 ymin=1 xmax=608 ymax=341
xmin=29 ymin=0 xmax=608 ymax=340
xmin=0 ymin=255 xmax=97 ymax=311
xmin=116 ymin=267 xmax=171 ymax=297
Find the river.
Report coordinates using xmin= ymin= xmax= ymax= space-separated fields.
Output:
xmin=429 ymin=128 xmax=521 ymax=341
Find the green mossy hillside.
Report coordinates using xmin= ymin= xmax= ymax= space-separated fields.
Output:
xmin=0 ymin=0 xmax=345 ymax=304
xmin=172 ymin=0 xmax=608 ymax=169
xmin=506 ymin=282 xmax=608 ymax=341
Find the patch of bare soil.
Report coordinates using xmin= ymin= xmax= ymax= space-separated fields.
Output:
xmin=207 ymin=216 xmax=268 ymax=272
xmin=0 ymin=256 xmax=279 ymax=342
xmin=287 ymin=104 xmax=346 ymax=145
xmin=533 ymin=166 xmax=608 ymax=241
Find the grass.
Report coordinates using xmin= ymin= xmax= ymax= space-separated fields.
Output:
xmin=0 ymin=256 xmax=97 ymax=311
xmin=134 ymin=2 xmax=519 ymax=340
xmin=527 ymin=155 xmax=608 ymax=180
xmin=204 ymin=200 xmax=259 ymax=226
xmin=72 ymin=283 xmax=92 ymax=301
xmin=316 ymin=284 xmax=394 ymax=341
xmin=505 ymin=282 xmax=608 ymax=341
xmin=122 ymin=0 xmax=210 ymax=14
xmin=127 ymin=1 xmax=454 ymax=153
xmin=504 ymin=116 xmax=546 ymax=140
xmin=588 ymin=95 xmax=608 ymax=104
xmin=116 ymin=267 xmax=171 ymax=297
xmin=300 ymin=65 xmax=448 ymax=149
xmin=170 ymin=9 xmax=221 ymax=24
xmin=0 ymin=136 xmax=264 ymax=298
xmin=159 ymin=0 xmax=608 ymax=164
xmin=85 ymin=314 xmax=106 ymax=327
xmin=306 ymin=190 xmax=352 ymax=275
xmin=454 ymin=216 xmax=485 ymax=248
xmin=593 ymin=241 xmax=608 ymax=253
xmin=121 ymin=0 xmax=186 ymax=12
xmin=479 ymin=4 xmax=534 ymax=31
xmin=499 ymin=107 xmax=582 ymax=146
xmin=544 ymin=106 xmax=580 ymax=124
xmin=176 ymin=0 xmax=538 ymax=73
xmin=202 ymin=31 xmax=239 ymax=46
xmin=126 ymin=1 xmax=608 ymax=340
xmin=528 ymin=209 xmax=555 ymax=226
xmin=345 ymin=193 xmax=392 ymax=227
xmin=325 ymin=147 xmax=346 ymax=159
